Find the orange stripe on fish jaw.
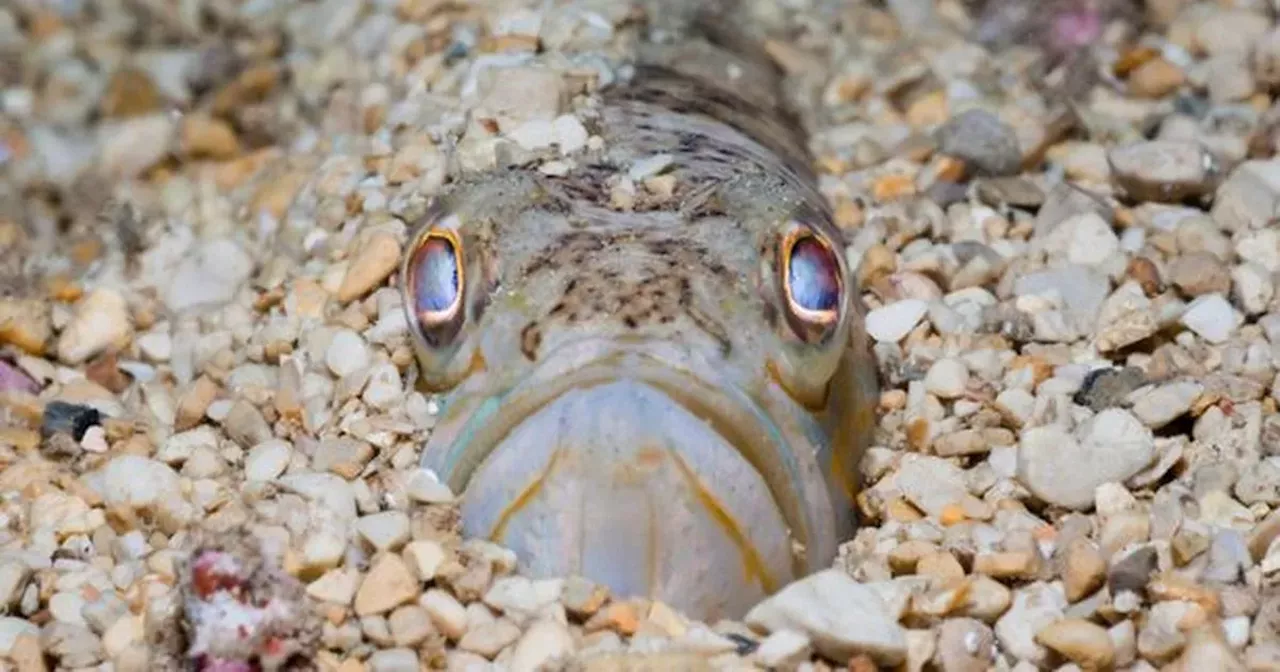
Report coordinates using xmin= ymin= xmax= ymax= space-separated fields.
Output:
xmin=487 ymin=448 xmax=564 ymax=544
xmin=765 ymin=358 xmax=830 ymax=413
xmin=668 ymin=450 xmax=778 ymax=595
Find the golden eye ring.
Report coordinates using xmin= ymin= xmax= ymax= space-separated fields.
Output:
xmin=404 ymin=224 xmax=466 ymax=347
xmin=779 ymin=227 xmax=843 ymax=333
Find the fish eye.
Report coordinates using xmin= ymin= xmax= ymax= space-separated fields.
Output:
xmin=780 ymin=227 xmax=843 ymax=339
xmin=405 ymin=225 xmax=465 ymax=346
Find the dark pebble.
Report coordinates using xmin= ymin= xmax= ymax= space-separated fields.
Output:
xmin=41 ymin=401 xmax=101 ymax=441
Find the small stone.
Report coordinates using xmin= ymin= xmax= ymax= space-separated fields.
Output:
xmin=422 ymin=588 xmax=468 ymax=640
xmin=180 ymin=115 xmax=240 ymax=159
xmin=354 ymin=554 xmax=420 ymax=616
xmin=1128 ymin=381 xmax=1203 ymax=429
xmin=41 ymin=401 xmax=101 ymax=442
xmin=339 ymin=232 xmax=402 ymax=302
xmin=100 ymin=68 xmax=162 ymax=118
xmin=88 ymin=455 xmax=191 ymax=530
xmin=474 ymin=67 xmax=564 ymax=132
xmin=744 ymin=568 xmax=907 ymax=665
xmin=866 ymin=299 xmax=928 ymax=342
xmin=312 ymin=438 xmax=374 ymax=479
xmin=935 ymin=109 xmax=1022 ymax=176
xmin=1017 ymin=410 xmax=1155 ymax=510
xmin=175 ymin=376 xmax=219 ymax=431
xmin=1109 ymin=140 xmax=1217 ymax=202
xmin=368 ymin=648 xmax=419 ymax=672
xmin=403 ymin=540 xmax=446 ymax=581
xmin=458 ymin=618 xmax=521 ymax=659
xmin=509 ymin=619 xmax=576 ymax=672
xmin=164 ymin=239 xmax=255 ymax=312
xmin=562 ymin=576 xmax=610 ymax=618
xmin=221 ymin=400 xmax=271 ymax=448
xmin=755 ymin=629 xmax=812 ymax=668
xmin=356 ymin=511 xmax=411 ymax=552
xmin=0 ymin=562 xmax=29 ymax=609
xmin=136 ymin=331 xmax=172 ymax=362
xmin=1169 ymin=253 xmax=1231 ymax=297
xmin=553 ymin=115 xmax=589 ymax=155
xmin=1063 ymin=539 xmax=1107 ymax=603
xmin=994 ymin=583 xmax=1067 ymax=666
xmin=50 ymin=591 xmax=87 ymax=626
xmin=934 ymin=618 xmax=996 ymax=672
xmin=1180 ymin=294 xmax=1241 ymax=344
xmin=244 ymin=439 xmax=291 ymax=481
xmin=924 ymin=358 xmax=968 ymax=399
xmin=388 ymin=605 xmax=433 ymax=647
xmin=0 ymin=298 xmax=52 ymax=356
xmin=1035 ymin=618 xmax=1115 ymax=670
xmin=56 ymin=288 xmax=131 ymax=365
xmin=306 ymin=568 xmax=361 ymax=605
xmin=1232 ymin=263 xmax=1274 ymax=315
xmin=1130 ymin=58 xmax=1186 ymax=98
xmin=893 ymin=454 xmax=971 ymax=516
xmin=362 ymin=361 xmax=403 ymax=411
xmin=326 ymin=329 xmax=371 ymax=377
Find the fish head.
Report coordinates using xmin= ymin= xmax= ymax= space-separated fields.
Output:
xmin=400 ymin=159 xmax=877 ymax=620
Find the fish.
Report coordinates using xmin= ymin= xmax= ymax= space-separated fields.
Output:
xmin=398 ymin=0 xmax=879 ymax=622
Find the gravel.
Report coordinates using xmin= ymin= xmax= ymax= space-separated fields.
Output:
xmin=3 ymin=0 xmax=1280 ymax=669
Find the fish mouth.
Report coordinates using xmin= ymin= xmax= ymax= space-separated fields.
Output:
xmin=420 ymin=338 xmax=834 ymax=620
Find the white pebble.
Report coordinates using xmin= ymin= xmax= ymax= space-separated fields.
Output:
xmin=924 ymin=358 xmax=969 ymax=399
xmin=244 ymin=439 xmax=291 ymax=481
xmin=865 ymin=299 xmax=928 ymax=343
xmin=553 ymin=115 xmax=588 ymax=155
xmin=1180 ymin=294 xmax=1241 ymax=344
xmin=326 ymin=329 xmax=371 ymax=377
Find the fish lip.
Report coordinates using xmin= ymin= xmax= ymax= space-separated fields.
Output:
xmin=422 ymin=338 xmax=820 ymax=577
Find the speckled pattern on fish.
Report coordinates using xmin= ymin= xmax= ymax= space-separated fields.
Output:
xmin=398 ymin=0 xmax=879 ymax=621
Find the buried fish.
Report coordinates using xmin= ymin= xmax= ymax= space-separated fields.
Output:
xmin=399 ymin=0 xmax=879 ymax=621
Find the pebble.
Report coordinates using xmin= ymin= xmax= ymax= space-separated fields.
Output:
xmin=934 ymin=618 xmax=996 ymax=672
xmin=924 ymin=358 xmax=968 ymax=399
xmin=509 ymin=619 xmax=576 ymax=672
xmin=326 ymin=329 xmax=372 ymax=377
xmin=356 ymin=511 xmax=412 ymax=552
xmin=404 ymin=540 xmax=447 ymax=581
xmin=458 ymin=618 xmax=522 ymax=658
xmin=164 ymin=239 xmax=255 ymax=312
xmin=744 ymin=568 xmax=907 ymax=665
xmin=368 ymin=648 xmax=420 ymax=672
xmin=354 ymin=554 xmax=420 ymax=616
xmin=935 ymin=109 xmax=1022 ymax=176
xmin=1128 ymin=381 xmax=1202 ymax=429
xmin=1180 ymin=294 xmax=1241 ymax=344
xmin=994 ymin=583 xmax=1067 ymax=666
xmin=244 ymin=439 xmax=292 ymax=481
xmin=1035 ymin=618 xmax=1115 ymax=670
xmin=423 ymin=588 xmax=468 ymax=640
xmin=56 ymin=288 xmax=131 ymax=365
xmin=754 ymin=629 xmax=812 ymax=668
xmin=1108 ymin=141 xmax=1217 ymax=202
xmin=40 ymin=401 xmax=100 ymax=441
xmin=339 ymin=232 xmax=402 ymax=302
xmin=866 ymin=299 xmax=929 ymax=343
xmin=306 ymin=568 xmax=361 ymax=605
xmin=388 ymin=605 xmax=433 ymax=647
xmin=1018 ymin=410 xmax=1155 ymax=510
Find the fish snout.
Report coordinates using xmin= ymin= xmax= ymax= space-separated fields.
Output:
xmin=457 ymin=377 xmax=798 ymax=621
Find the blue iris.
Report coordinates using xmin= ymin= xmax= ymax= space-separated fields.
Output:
xmin=787 ymin=237 xmax=839 ymax=312
xmin=415 ymin=237 xmax=460 ymax=313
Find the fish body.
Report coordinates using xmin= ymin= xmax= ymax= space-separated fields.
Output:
xmin=400 ymin=0 xmax=878 ymax=621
